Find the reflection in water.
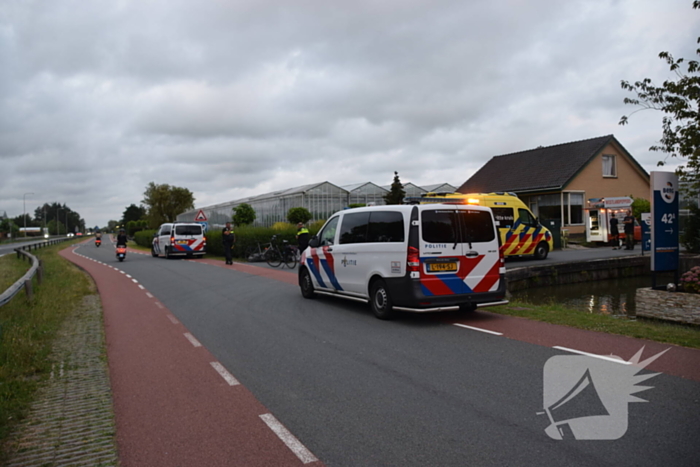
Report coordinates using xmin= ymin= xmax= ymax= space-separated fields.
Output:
xmin=511 ymin=274 xmax=675 ymax=317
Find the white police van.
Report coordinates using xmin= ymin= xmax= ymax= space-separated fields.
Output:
xmin=298 ymin=204 xmax=507 ymax=319
xmin=152 ymin=222 xmax=206 ymax=258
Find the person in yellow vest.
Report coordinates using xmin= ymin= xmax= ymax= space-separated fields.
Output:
xmin=296 ymin=222 xmax=310 ymax=253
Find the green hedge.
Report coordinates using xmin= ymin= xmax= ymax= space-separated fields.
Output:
xmin=207 ymin=224 xmax=321 ymax=259
xmin=133 ymin=223 xmax=324 ymax=259
xmin=134 ymin=229 xmax=157 ymax=248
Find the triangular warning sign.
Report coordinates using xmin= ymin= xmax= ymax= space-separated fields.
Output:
xmin=194 ymin=210 xmax=207 ymax=221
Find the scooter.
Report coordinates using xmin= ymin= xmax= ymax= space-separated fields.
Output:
xmin=116 ymin=245 xmax=127 ymax=262
xmin=95 ymin=238 xmax=101 ymax=247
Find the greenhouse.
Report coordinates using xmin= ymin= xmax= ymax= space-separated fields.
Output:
xmin=178 ymin=180 xmax=455 ymax=228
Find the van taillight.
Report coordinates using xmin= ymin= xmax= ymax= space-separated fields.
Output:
xmin=170 ymin=236 xmax=175 ymax=244
xmin=407 ymin=246 xmax=420 ymax=272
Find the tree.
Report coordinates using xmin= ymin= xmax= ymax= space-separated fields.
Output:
xmin=287 ymin=207 xmax=312 ymax=225
xmin=631 ymin=197 xmax=651 ymax=219
xmin=142 ymin=182 xmax=195 ymax=227
xmin=0 ymin=218 xmax=19 ymax=237
xmin=122 ymin=204 xmax=147 ymax=225
xmin=383 ymin=171 xmax=406 ymax=205
xmin=107 ymin=220 xmax=119 ymax=232
xmin=232 ymin=203 xmax=256 ymax=227
xmin=620 ymin=1 xmax=700 ymax=197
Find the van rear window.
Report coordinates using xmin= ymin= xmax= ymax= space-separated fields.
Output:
xmin=422 ymin=210 xmax=494 ymax=243
xmin=175 ymin=225 xmax=202 ymax=236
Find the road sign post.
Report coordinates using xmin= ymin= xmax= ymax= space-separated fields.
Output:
xmin=650 ymin=171 xmax=679 ymax=287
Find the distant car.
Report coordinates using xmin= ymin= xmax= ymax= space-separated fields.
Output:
xmin=67 ymin=233 xmax=74 ymax=237
xmin=76 ymin=232 xmax=83 ymax=236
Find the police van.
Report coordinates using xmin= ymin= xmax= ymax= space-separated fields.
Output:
xmin=298 ymin=204 xmax=507 ymax=319
xmin=152 ymin=222 xmax=206 ymax=258
xmin=408 ymin=192 xmax=554 ymax=260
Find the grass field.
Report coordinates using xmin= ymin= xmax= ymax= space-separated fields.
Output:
xmin=0 ymin=239 xmax=89 ymax=444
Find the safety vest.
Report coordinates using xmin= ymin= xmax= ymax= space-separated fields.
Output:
xmin=297 ymin=227 xmax=309 ymax=237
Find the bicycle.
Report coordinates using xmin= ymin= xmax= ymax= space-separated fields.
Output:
xmin=265 ymin=236 xmax=297 ymax=268
xmin=245 ymin=242 xmax=269 ymax=262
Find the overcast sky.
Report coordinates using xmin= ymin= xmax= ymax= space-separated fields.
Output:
xmin=1 ymin=0 xmax=697 ymax=228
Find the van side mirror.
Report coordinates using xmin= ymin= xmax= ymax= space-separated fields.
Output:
xmin=309 ymin=236 xmax=320 ymax=248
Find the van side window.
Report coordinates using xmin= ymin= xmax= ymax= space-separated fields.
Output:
xmin=422 ymin=210 xmax=458 ymax=243
xmin=339 ymin=212 xmax=370 ymax=244
xmin=319 ymin=216 xmax=339 ymax=246
xmin=161 ymin=226 xmax=171 ymax=236
xmin=518 ymin=208 xmax=536 ymax=226
xmin=491 ymin=208 xmax=514 ymax=228
xmin=367 ymin=211 xmax=404 ymax=242
xmin=459 ymin=210 xmax=495 ymax=242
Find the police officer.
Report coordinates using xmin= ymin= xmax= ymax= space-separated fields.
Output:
xmin=222 ymin=222 xmax=236 ymax=265
xmin=296 ymin=222 xmax=310 ymax=253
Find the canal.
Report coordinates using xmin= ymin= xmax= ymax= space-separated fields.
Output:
xmin=510 ymin=273 xmax=677 ymax=317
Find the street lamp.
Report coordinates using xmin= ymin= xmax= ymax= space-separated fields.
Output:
xmin=23 ymin=192 xmax=34 ymax=237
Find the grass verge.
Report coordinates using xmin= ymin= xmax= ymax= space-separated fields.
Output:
xmin=0 ymin=254 xmax=29 ymax=292
xmin=0 ymin=239 xmax=91 ymax=445
xmin=490 ymin=299 xmax=700 ymax=349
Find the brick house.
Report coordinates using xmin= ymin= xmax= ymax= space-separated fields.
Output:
xmin=456 ymin=135 xmax=650 ymax=236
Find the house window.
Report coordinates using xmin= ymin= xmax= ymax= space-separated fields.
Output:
xmin=602 ymin=155 xmax=617 ymax=177
xmin=563 ymin=192 xmax=584 ymax=225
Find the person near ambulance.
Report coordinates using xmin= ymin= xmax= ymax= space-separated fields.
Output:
xmin=222 ymin=222 xmax=236 ymax=265
xmin=623 ymin=210 xmax=635 ymax=250
xmin=296 ymin=222 xmax=310 ymax=253
xmin=609 ymin=213 xmax=620 ymax=249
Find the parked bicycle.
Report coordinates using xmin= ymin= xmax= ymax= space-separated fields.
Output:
xmin=265 ymin=235 xmax=297 ymax=268
xmin=245 ymin=242 xmax=269 ymax=263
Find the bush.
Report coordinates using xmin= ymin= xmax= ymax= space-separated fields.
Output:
xmin=134 ymin=229 xmax=157 ymax=248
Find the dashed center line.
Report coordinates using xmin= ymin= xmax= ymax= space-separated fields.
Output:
xmin=453 ymin=323 xmax=503 ymax=336
xmin=210 ymin=362 xmax=240 ymax=386
xmin=259 ymin=413 xmax=318 ymax=464
xmin=553 ymin=346 xmax=632 ymax=365
xmin=184 ymin=333 xmax=202 ymax=347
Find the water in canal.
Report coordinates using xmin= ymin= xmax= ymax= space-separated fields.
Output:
xmin=510 ymin=273 xmax=677 ymax=317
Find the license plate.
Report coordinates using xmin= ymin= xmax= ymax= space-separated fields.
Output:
xmin=177 ymin=240 xmax=189 ymax=244
xmin=427 ymin=262 xmax=457 ymax=272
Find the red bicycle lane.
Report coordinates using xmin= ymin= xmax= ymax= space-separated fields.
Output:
xmin=61 ymin=245 xmax=322 ymax=467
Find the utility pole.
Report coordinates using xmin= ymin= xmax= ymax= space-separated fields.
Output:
xmin=23 ymin=192 xmax=34 ymax=237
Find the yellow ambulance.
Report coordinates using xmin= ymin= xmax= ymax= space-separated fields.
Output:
xmin=407 ymin=192 xmax=554 ymax=260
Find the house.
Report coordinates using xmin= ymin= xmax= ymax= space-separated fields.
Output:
xmin=456 ymin=135 xmax=650 ymax=236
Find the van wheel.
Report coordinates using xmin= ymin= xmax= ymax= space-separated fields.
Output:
xmin=165 ymin=247 xmax=171 ymax=259
xmin=370 ymin=279 xmax=396 ymax=320
xmin=299 ymin=268 xmax=316 ymax=299
xmin=151 ymin=246 xmax=158 ymax=257
xmin=534 ymin=242 xmax=549 ymax=260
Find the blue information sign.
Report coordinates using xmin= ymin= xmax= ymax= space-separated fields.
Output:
xmin=641 ymin=213 xmax=651 ymax=252
xmin=650 ymin=172 xmax=679 ymax=272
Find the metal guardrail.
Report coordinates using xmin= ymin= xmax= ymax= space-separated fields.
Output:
xmin=0 ymin=238 xmax=72 ymax=307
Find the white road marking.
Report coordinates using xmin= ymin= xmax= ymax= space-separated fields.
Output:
xmin=131 ymin=278 xmax=138 ymax=284
xmin=167 ymin=314 xmax=179 ymax=324
xmin=126 ymin=274 xmax=132 ymax=278
xmin=259 ymin=413 xmax=318 ymax=464
xmin=146 ymin=292 xmax=154 ymax=298
xmin=138 ymin=284 xmax=145 ymax=290
xmin=184 ymin=333 xmax=202 ymax=347
xmin=552 ymin=346 xmax=632 ymax=365
xmin=119 ymin=270 xmax=125 ymax=274
xmin=210 ymin=362 xmax=240 ymax=386
xmin=453 ymin=323 xmax=503 ymax=336
xmin=155 ymin=302 xmax=164 ymax=309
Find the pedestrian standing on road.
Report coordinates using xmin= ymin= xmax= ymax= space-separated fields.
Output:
xmin=296 ymin=222 xmax=310 ymax=254
xmin=623 ymin=210 xmax=635 ymax=250
xmin=222 ymin=222 xmax=235 ymax=265
xmin=609 ymin=213 xmax=620 ymax=249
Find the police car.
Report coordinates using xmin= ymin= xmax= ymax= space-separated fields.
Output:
xmin=152 ymin=222 xmax=206 ymax=258
xmin=298 ymin=204 xmax=508 ymax=319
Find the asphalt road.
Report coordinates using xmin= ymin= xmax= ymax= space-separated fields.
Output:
xmin=72 ymin=237 xmax=700 ymax=466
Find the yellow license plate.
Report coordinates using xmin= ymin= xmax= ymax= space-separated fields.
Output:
xmin=177 ymin=240 xmax=189 ymax=244
xmin=427 ymin=262 xmax=457 ymax=272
